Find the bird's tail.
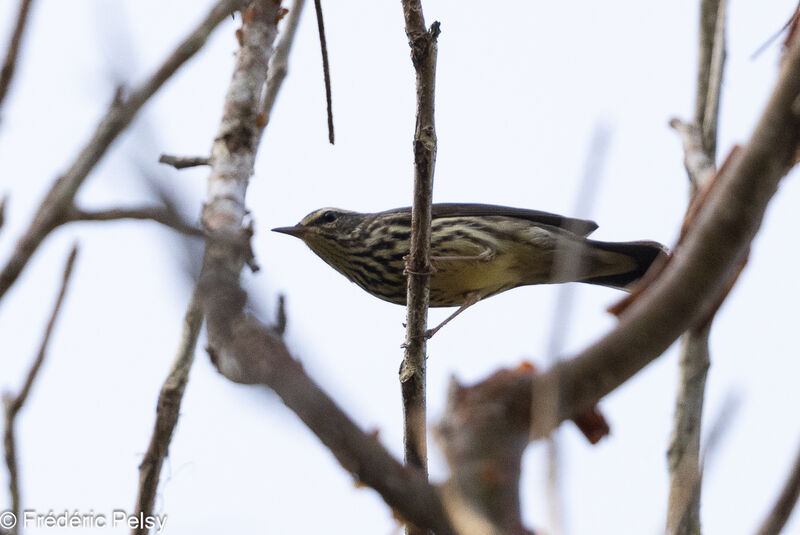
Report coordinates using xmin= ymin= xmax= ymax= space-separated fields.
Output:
xmin=581 ymin=240 xmax=668 ymax=290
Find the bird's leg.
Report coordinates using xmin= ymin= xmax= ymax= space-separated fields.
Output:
xmin=424 ymin=291 xmax=481 ymax=339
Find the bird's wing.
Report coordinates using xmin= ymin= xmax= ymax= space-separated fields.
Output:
xmin=376 ymin=203 xmax=598 ymax=236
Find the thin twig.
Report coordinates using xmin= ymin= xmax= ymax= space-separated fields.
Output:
xmin=313 ymin=0 xmax=334 ymax=144
xmin=0 ymin=0 xmax=251 ymax=303
xmin=756 ymin=437 xmax=800 ymax=535
xmin=131 ymin=291 xmax=203 ymax=535
xmin=0 ymin=0 xmax=34 ymax=115
xmin=158 ymin=154 xmax=210 ymax=169
xmin=3 ymin=245 xmax=78 ymax=531
xmin=750 ymin=5 xmax=799 ymax=60
xmin=399 ymin=3 xmax=439 ymax=534
xmin=67 ymin=206 xmax=204 ymax=237
xmin=259 ymin=0 xmax=305 ymax=131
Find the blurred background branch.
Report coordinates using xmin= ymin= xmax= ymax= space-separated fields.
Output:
xmin=0 ymin=0 xmax=252 ymax=303
xmin=3 ymin=245 xmax=77 ymax=535
xmin=0 ymin=0 xmax=34 ymax=116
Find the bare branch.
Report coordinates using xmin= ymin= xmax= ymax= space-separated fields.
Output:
xmin=201 ymin=285 xmax=456 ymax=534
xmin=443 ymin=22 xmax=800 ymax=471
xmin=0 ymin=0 xmax=252 ymax=303
xmin=313 ymin=0 xmax=334 ymax=144
xmin=259 ymin=0 xmax=306 ymax=132
xmin=666 ymin=325 xmax=710 ymax=535
xmin=695 ymin=0 xmax=725 ymax=157
xmin=3 ymin=245 xmax=78 ymax=529
xmin=67 ymin=206 xmax=204 ymax=237
xmin=701 ymin=0 xmax=727 ymax=158
xmin=398 ymin=5 xmax=439 ymax=534
xmin=0 ymin=0 xmax=34 ymax=115
xmin=540 ymin=26 xmax=800 ymax=423
xmin=131 ymin=291 xmax=203 ymax=535
xmin=437 ymin=368 xmax=534 ymax=535
xmin=756 ymin=438 xmax=800 ymax=535
xmin=196 ymin=3 xmax=453 ymax=531
xmin=131 ymin=3 xmax=287 ymax=528
xmin=666 ymin=3 xmax=728 ymax=533
xmin=158 ymin=154 xmax=210 ymax=169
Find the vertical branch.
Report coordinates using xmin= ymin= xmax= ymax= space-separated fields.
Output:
xmin=695 ymin=0 xmax=723 ymax=157
xmin=667 ymin=1 xmax=727 ymax=534
xmin=701 ymin=0 xmax=727 ymax=158
xmin=399 ymin=4 xmax=439 ymax=534
xmin=666 ymin=325 xmax=711 ymax=534
xmin=0 ymin=0 xmax=34 ymax=114
xmin=3 ymin=245 xmax=78 ymax=532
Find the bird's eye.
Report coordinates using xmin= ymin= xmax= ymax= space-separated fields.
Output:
xmin=321 ymin=211 xmax=338 ymax=223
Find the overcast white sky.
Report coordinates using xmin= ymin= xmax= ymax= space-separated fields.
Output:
xmin=1 ymin=1 xmax=800 ymax=534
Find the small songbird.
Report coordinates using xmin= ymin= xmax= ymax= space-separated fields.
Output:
xmin=273 ymin=203 xmax=667 ymax=336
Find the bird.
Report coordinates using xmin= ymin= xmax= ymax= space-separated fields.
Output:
xmin=273 ymin=203 xmax=667 ymax=337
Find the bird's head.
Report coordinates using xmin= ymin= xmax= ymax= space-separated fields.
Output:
xmin=272 ymin=208 xmax=365 ymax=261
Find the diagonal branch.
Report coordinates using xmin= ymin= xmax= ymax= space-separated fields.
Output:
xmin=535 ymin=23 xmax=800 ymax=438
xmin=131 ymin=291 xmax=203 ymax=535
xmin=131 ymin=1 xmax=309 ymax=531
xmin=0 ymin=0 xmax=34 ymax=115
xmin=0 ymin=0 xmax=252 ymax=304
xmin=202 ymin=286 xmax=456 ymax=535
xmin=399 ymin=4 xmax=439 ymax=534
xmin=3 ymin=245 xmax=78 ymax=531
xmin=440 ymin=19 xmax=800 ymax=514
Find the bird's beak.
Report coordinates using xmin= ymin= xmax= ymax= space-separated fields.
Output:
xmin=272 ymin=225 xmax=308 ymax=239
